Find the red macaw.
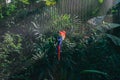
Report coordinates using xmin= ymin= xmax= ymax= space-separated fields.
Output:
xmin=57 ymin=30 xmax=66 ymax=61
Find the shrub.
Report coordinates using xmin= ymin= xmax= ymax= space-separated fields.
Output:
xmin=0 ymin=33 xmax=22 ymax=79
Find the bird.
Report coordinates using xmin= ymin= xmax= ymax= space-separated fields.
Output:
xmin=57 ymin=30 xmax=66 ymax=61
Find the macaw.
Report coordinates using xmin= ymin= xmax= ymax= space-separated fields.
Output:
xmin=57 ymin=30 xmax=66 ymax=61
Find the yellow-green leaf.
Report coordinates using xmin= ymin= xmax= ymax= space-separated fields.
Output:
xmin=98 ymin=0 xmax=104 ymax=4
xmin=45 ymin=0 xmax=56 ymax=6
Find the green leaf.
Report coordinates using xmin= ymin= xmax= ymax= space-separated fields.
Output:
xmin=106 ymin=34 xmax=120 ymax=46
xmin=80 ymin=70 xmax=107 ymax=75
xmin=80 ymin=70 xmax=110 ymax=79
xmin=98 ymin=0 xmax=104 ymax=4
xmin=45 ymin=0 xmax=56 ymax=6
xmin=89 ymin=21 xmax=120 ymax=32
xmin=103 ymin=23 xmax=120 ymax=30
xmin=95 ymin=22 xmax=120 ymax=32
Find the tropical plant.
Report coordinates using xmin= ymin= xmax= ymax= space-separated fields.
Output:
xmin=1 ymin=0 xmax=120 ymax=80
xmin=87 ymin=1 xmax=120 ymax=47
xmin=0 ymin=33 xmax=23 ymax=79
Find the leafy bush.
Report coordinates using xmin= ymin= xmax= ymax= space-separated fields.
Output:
xmin=0 ymin=33 xmax=23 ymax=79
xmin=0 ymin=1 xmax=120 ymax=80
xmin=0 ymin=0 xmax=46 ymax=19
xmin=3 ymin=33 xmax=22 ymax=53
xmin=9 ymin=28 xmax=114 ymax=80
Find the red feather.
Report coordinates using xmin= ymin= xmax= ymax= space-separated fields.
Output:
xmin=58 ymin=45 xmax=61 ymax=61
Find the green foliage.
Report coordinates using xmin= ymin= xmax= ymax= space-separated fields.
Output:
xmin=19 ymin=0 xmax=30 ymax=4
xmin=2 ymin=33 xmax=22 ymax=53
xmin=106 ymin=34 xmax=120 ymax=46
xmin=6 ymin=4 xmax=17 ymax=16
xmin=45 ymin=0 xmax=56 ymax=6
xmin=7 ymin=28 xmax=119 ymax=80
xmin=91 ymin=0 xmax=104 ymax=16
xmin=80 ymin=70 xmax=110 ymax=79
xmin=32 ymin=34 xmax=56 ymax=60
xmin=52 ymin=14 xmax=71 ymax=28
xmin=47 ymin=8 xmax=78 ymax=33
xmin=98 ymin=0 xmax=104 ymax=4
xmin=92 ymin=7 xmax=99 ymax=16
xmin=0 ymin=4 xmax=3 ymax=19
xmin=31 ymin=37 xmax=69 ymax=79
xmin=0 ymin=0 xmax=45 ymax=19
xmin=0 ymin=33 xmax=22 ymax=64
xmin=0 ymin=3 xmax=17 ymax=19
xmin=0 ymin=33 xmax=23 ymax=79
xmin=0 ymin=0 xmax=120 ymax=80
xmin=94 ymin=21 xmax=120 ymax=46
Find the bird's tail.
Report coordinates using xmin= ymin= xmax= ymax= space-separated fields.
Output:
xmin=57 ymin=45 xmax=61 ymax=61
